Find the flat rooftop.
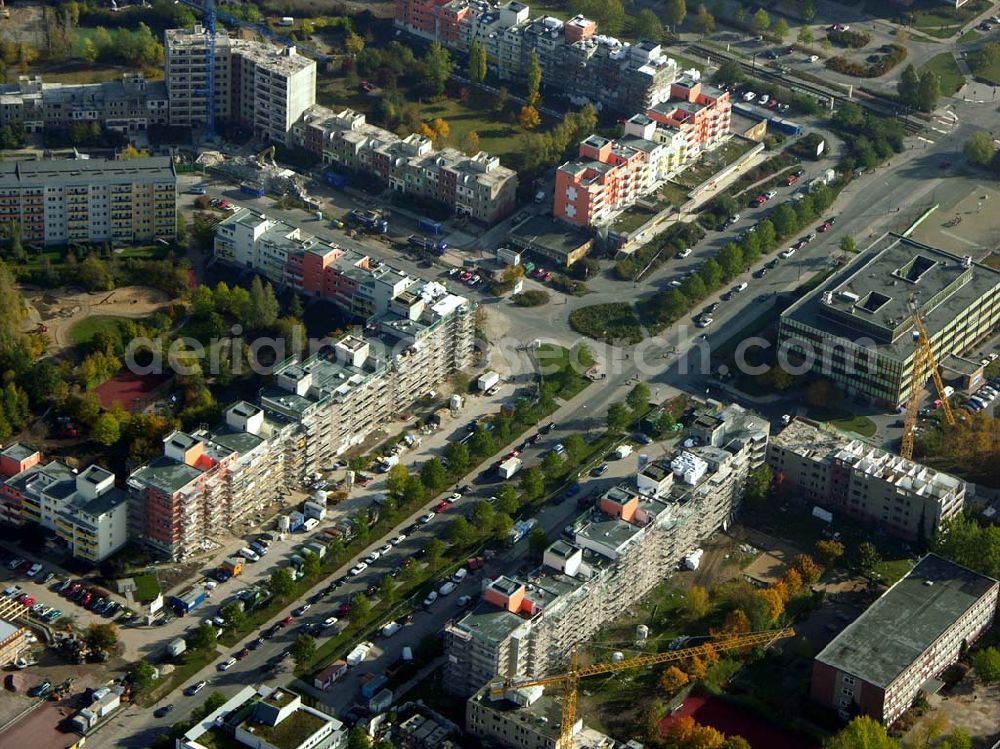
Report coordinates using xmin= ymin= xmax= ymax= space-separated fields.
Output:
xmin=815 ymin=554 xmax=998 ymax=688
xmin=0 ymin=157 xmax=176 ymax=187
xmin=452 ymin=601 xmax=531 ymax=643
xmin=509 ymin=215 xmax=593 ymax=260
xmin=783 ymin=234 xmax=1000 ymax=356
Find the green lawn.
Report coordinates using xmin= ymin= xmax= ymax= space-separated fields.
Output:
xmin=132 ymin=573 xmax=161 ymax=602
xmin=829 ymin=414 xmax=878 ymax=438
xmin=68 ymin=315 xmax=127 ymax=348
xmin=957 ymin=28 xmax=981 ymax=44
xmin=613 ymin=204 xmax=658 ymax=233
xmin=569 ymin=303 xmax=645 ymax=345
xmin=920 ymin=52 xmax=965 ymax=95
xmin=970 ymin=53 xmax=1000 ymax=85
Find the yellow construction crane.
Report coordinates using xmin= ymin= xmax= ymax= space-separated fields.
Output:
xmin=488 ymin=628 xmax=795 ymax=749
xmin=900 ymin=306 xmax=955 ymax=460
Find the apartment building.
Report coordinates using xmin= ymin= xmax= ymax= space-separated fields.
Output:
xmin=178 ymin=685 xmax=346 ymax=749
xmin=767 ymin=418 xmax=965 ymax=542
xmin=778 ymin=234 xmax=1000 ymax=408
xmin=165 ymin=26 xmax=316 ymax=144
xmin=291 ymin=106 xmax=517 ymax=223
xmin=0 ymin=157 xmax=176 ymax=247
xmin=467 ymin=683 xmax=643 ymax=749
xmin=394 ymin=0 xmax=678 ymax=112
xmin=0 ymin=443 xmax=42 ymax=526
xmin=444 ymin=404 xmax=768 ymax=696
xmin=0 ymin=73 xmax=169 ymax=134
xmin=1 ymin=457 xmax=129 ymax=563
xmin=812 ymin=554 xmax=998 ymax=724
xmin=644 ymin=73 xmax=732 ymax=158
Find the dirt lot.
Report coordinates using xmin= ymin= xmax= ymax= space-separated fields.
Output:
xmin=902 ymin=677 xmax=1000 ymax=749
xmin=910 ymin=183 xmax=1000 ymax=258
xmin=0 ymin=5 xmax=47 ymax=48
xmin=21 ymin=286 xmax=171 ymax=355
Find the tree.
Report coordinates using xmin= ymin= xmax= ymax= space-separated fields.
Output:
xmin=563 ymin=433 xmax=587 ymax=463
xmin=403 ymin=475 xmax=426 ymax=505
xmin=684 ymin=585 xmax=710 ymax=620
xmin=826 ymin=716 xmax=900 ymax=749
xmin=756 ymin=587 xmax=785 ymax=623
xmin=721 ymin=608 xmax=751 ymax=635
xmin=772 ymin=204 xmax=799 ymax=238
xmin=248 ymin=276 xmax=279 ymax=330
xmin=964 ymin=131 xmax=995 ymax=166
xmin=519 ymin=105 xmax=541 ymax=130
xmin=219 ymin=602 xmax=246 ymax=629
xmin=791 ymin=554 xmax=822 ymax=584
xmin=350 ymin=593 xmax=371 ymax=625
xmin=421 ymin=43 xmax=452 ymax=97
xmin=659 ymin=665 xmax=689 ymax=693
xmin=939 ymin=730 xmax=972 ymax=749
xmin=81 ymin=38 xmax=98 ymax=64
xmin=270 ymin=567 xmax=295 ymax=598
xmin=898 ymin=63 xmax=920 ymax=107
xmin=420 ymin=459 xmax=448 ymax=493
xmin=915 ymin=71 xmax=941 ymax=113
xmin=797 ymin=26 xmax=814 ymax=44
xmin=520 ymin=466 xmax=545 ymax=500
xmin=856 ymin=541 xmax=881 ymax=576
xmin=386 ymin=464 xmax=409 ymax=497
xmin=348 ymin=727 xmax=372 ymax=749
xmin=815 ymin=540 xmax=845 ymax=567
xmin=470 ymin=500 xmax=496 ymax=535
xmin=302 ymin=551 xmax=321 ymax=579
xmin=91 ymin=412 xmax=120 ymax=446
xmin=526 ymin=49 xmax=541 ymax=106
xmin=694 ymin=4 xmax=715 ymax=36
xmin=495 ymin=485 xmax=520 ymax=515
xmin=801 ymin=0 xmax=816 ymax=21
xmin=468 ymin=39 xmax=487 ymax=82
xmin=461 ymin=130 xmax=481 ymax=156
xmin=493 ymin=512 xmax=514 ymax=541
xmin=751 ymin=9 xmax=770 ymax=33
xmin=528 ymin=527 xmax=549 ymax=558
xmin=448 ymin=515 xmax=476 ymax=546
xmin=424 ymin=538 xmax=446 ymax=569
xmin=712 ymin=60 xmax=744 ymax=86
xmin=469 ymin=426 xmax=495 ymax=456
xmin=191 ymin=623 xmax=217 ymax=651
xmin=84 ymin=623 xmax=118 ymax=652
xmin=634 ymin=9 xmax=663 ymax=41
xmin=773 ymin=18 xmax=789 ymax=40
xmin=699 ymin=258 xmax=724 ymax=290
xmin=345 ymin=31 xmax=365 ymax=57
xmin=973 ymin=647 xmax=1000 ymax=682
xmin=717 ymin=243 xmax=743 ymax=280
xmin=665 ymin=0 xmax=687 ymax=30
xmin=744 ymin=464 xmax=772 ymax=507
xmin=541 ymin=450 xmax=564 ymax=477
xmin=607 ymin=402 xmax=630 ymax=432
xmin=494 ymin=85 xmax=510 ymax=114
xmin=130 ymin=659 xmax=158 ymax=691
xmin=627 ymin=382 xmax=651 ymax=412
xmin=839 ymin=235 xmax=857 ymax=254
xmin=290 ymin=634 xmax=316 ymax=667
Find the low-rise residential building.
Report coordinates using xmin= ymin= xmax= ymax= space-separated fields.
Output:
xmin=778 ymin=234 xmax=1000 ymax=408
xmin=0 ymin=157 xmax=176 ymax=247
xmin=291 ymin=106 xmax=517 ymax=223
xmin=444 ymin=404 xmax=768 ymax=696
xmin=811 ymin=554 xmax=998 ymax=725
xmin=177 ymin=685 xmax=346 ymax=749
xmin=394 ymin=0 xmax=678 ymax=113
xmin=768 ymin=418 xmax=965 ymax=542
xmin=0 ymin=443 xmax=42 ymax=526
xmin=2 ymin=460 xmax=129 ymax=563
xmin=507 ymin=215 xmax=594 ymax=267
xmin=0 ymin=73 xmax=168 ymax=135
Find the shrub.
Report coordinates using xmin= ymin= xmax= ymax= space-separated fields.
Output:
xmin=512 ymin=290 xmax=550 ymax=307
xmin=827 ymin=29 xmax=870 ymax=48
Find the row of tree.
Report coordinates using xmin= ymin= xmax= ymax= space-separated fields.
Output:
xmin=897 ymin=64 xmax=941 ymax=113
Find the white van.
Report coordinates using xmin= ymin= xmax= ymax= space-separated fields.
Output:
xmin=302 ymin=517 xmax=319 ymax=532
xmin=438 ymin=581 xmax=457 ymax=596
xmin=451 ymin=568 xmax=468 ymax=583
xmin=381 ymin=621 xmax=401 ymax=638
xmin=238 ymin=547 xmax=260 ymax=562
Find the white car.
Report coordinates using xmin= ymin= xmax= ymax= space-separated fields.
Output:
xmin=238 ymin=547 xmax=260 ymax=563
xmin=438 ymin=581 xmax=456 ymax=596
xmin=779 ymin=248 xmax=796 ymax=259
xmin=26 ymin=563 xmax=42 ymax=577
xmin=676 ymin=248 xmax=692 ymax=259
xmin=218 ymin=657 xmax=237 ymax=672
xmin=362 ymin=551 xmax=381 ymax=564
xmin=734 ymin=282 xmax=748 ymax=293
xmin=759 ymin=94 xmax=770 ymax=105
xmin=695 ymin=317 xmax=714 ymax=328
xmin=447 ymin=492 xmax=462 ymax=503
xmin=324 ymin=616 xmax=339 ymax=627
xmin=809 ymin=55 xmax=820 ymax=63
xmin=418 ymin=512 xmax=435 ymax=524
xmin=390 ymin=534 xmax=407 ymax=546
xmin=765 ymin=190 xmax=777 ymax=199
xmin=742 ymin=91 xmax=756 ymax=102
xmin=349 ymin=562 xmax=369 ymax=576
xmin=423 ymin=591 xmax=439 ymax=607
xmin=378 ymin=543 xmax=393 ymax=555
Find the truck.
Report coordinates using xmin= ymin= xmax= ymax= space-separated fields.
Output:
xmin=287 ymin=511 xmax=305 ymax=533
xmin=361 ymin=673 xmax=389 ymax=699
xmin=303 ymin=501 xmax=327 ymax=521
xmin=508 ymin=518 xmax=537 ymax=545
xmin=349 ymin=209 xmax=388 ymax=234
xmin=614 ymin=444 xmax=634 ymax=459
xmin=220 ymin=558 xmax=244 ymax=577
xmin=378 ymin=454 xmax=400 ymax=473
xmin=477 ymin=371 xmax=500 ymax=392
xmin=407 ymin=234 xmax=447 ymax=255
xmin=239 ymin=182 xmax=265 ymax=198
xmin=322 ymin=171 xmax=347 ymax=190
xmin=497 ymin=457 xmax=523 ymax=480
xmin=417 ymin=217 xmax=443 ymax=235
xmin=166 ymin=637 xmax=187 ymax=657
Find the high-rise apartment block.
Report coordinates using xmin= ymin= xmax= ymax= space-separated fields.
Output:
xmin=128 ymin=275 xmax=474 ymax=559
xmin=812 ymin=554 xmax=997 ymax=725
xmin=0 ymin=157 xmax=176 ymax=247
xmin=0 ymin=448 xmax=129 ymax=563
xmin=767 ymin=418 xmax=965 ymax=542
xmin=0 ymin=73 xmax=168 ymax=135
xmin=165 ymin=26 xmax=316 ymax=144
xmin=555 ymin=73 xmax=731 ymax=228
xmin=444 ymin=404 xmax=768 ymax=696
xmin=292 ymin=106 xmax=517 ymax=224
xmin=394 ymin=0 xmax=678 ymax=112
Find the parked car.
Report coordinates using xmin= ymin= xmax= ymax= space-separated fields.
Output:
xmin=185 ymin=681 xmax=208 ymax=696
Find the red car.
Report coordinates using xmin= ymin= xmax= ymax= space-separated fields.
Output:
xmin=433 ymin=500 xmax=449 ymax=513
xmin=20 ymin=595 xmax=36 ymax=607
xmin=784 ymin=174 xmax=799 ymax=186
xmin=279 ymin=615 xmax=294 ymax=628
xmin=543 ymin=272 xmax=553 ymax=282
xmin=752 ymin=194 xmax=768 ymax=207
xmin=235 ymin=647 xmax=251 ymax=660
xmin=817 ymin=221 xmax=832 ymax=232
xmin=766 ymin=98 xmax=779 ymax=110
xmin=505 ymin=449 xmax=521 ymax=460
xmin=80 ymin=592 xmax=93 ymax=606
xmin=532 ymin=267 xmax=546 ymax=279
